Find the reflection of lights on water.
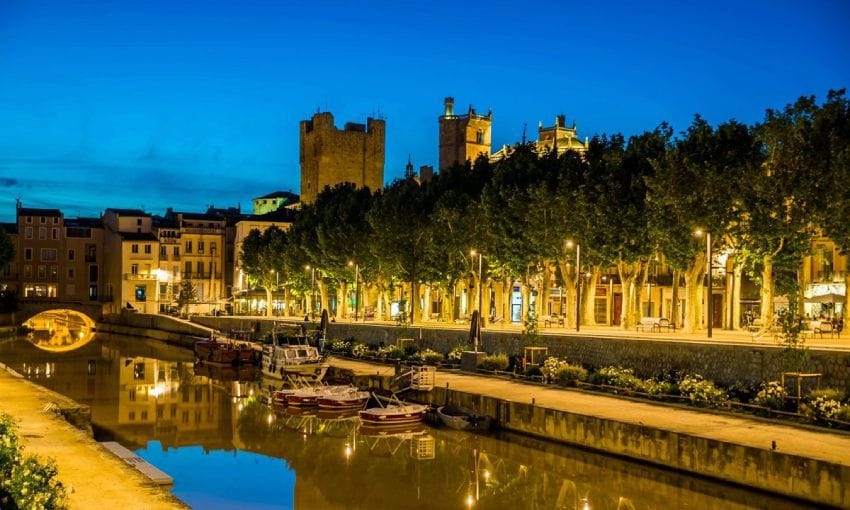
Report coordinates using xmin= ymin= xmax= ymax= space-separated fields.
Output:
xmin=267 ymin=414 xmax=274 ymax=425
xmin=465 ymin=494 xmax=475 ymax=508
xmin=580 ymin=498 xmax=590 ymax=510
xmin=45 ymin=363 xmax=52 ymax=377
xmin=344 ymin=443 xmax=352 ymax=459
xmin=249 ymin=389 xmax=254 ymax=396
xmin=238 ymin=403 xmax=243 ymax=412
xmin=483 ymin=469 xmax=490 ymax=481
xmin=232 ymin=397 xmax=238 ymax=404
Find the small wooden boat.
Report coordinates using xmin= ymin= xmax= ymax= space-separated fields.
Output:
xmin=359 ymin=393 xmax=428 ymax=427
xmin=284 ymin=385 xmax=353 ymax=407
xmin=261 ymin=326 xmax=327 ymax=380
xmin=317 ymin=389 xmax=371 ymax=410
xmin=436 ymin=405 xmax=492 ymax=430
xmin=195 ymin=333 xmax=258 ymax=366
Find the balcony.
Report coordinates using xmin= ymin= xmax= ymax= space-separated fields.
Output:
xmin=181 ymin=227 xmax=223 ymax=235
xmin=183 ymin=273 xmax=222 ymax=280
xmin=814 ymin=270 xmax=846 ymax=283
xmin=124 ymin=273 xmax=158 ymax=281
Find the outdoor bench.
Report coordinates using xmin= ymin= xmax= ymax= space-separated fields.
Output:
xmin=635 ymin=317 xmax=674 ymax=332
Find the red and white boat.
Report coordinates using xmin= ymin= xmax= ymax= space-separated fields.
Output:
xmin=359 ymin=393 xmax=428 ymax=426
xmin=284 ymin=385 xmax=354 ymax=407
xmin=317 ymin=389 xmax=371 ymax=410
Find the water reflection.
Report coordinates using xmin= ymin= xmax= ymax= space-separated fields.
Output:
xmin=0 ymin=335 xmax=812 ymax=510
xmin=23 ymin=309 xmax=96 ymax=352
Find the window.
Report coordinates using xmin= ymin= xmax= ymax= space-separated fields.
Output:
xmin=160 ymin=246 xmax=166 ymax=256
xmin=89 ymin=265 xmax=98 ymax=282
xmin=52 ymin=228 xmax=59 ymax=240
xmin=197 ymin=261 xmax=204 ymax=274
xmin=24 ymin=265 xmax=32 ymax=278
xmin=89 ymin=285 xmax=98 ymax=300
xmin=173 ymin=246 xmax=179 ymax=256
xmin=173 ymin=266 xmax=178 ymax=277
xmin=41 ymin=249 xmax=57 ymax=261
xmin=476 ymin=129 xmax=483 ymax=144
xmin=68 ymin=249 xmax=75 ymax=261
xmin=129 ymin=411 xmax=135 ymax=421
xmin=26 ymin=216 xmax=32 ymax=224
xmin=50 ymin=266 xmax=58 ymax=278
xmin=135 ymin=285 xmax=146 ymax=301
xmin=87 ymin=360 xmax=96 ymax=376
xmin=40 ymin=217 xmax=45 ymax=224
xmin=141 ymin=410 xmax=148 ymax=421
xmin=136 ymin=218 xmax=142 ymax=226
xmin=67 ymin=268 xmax=75 ymax=279
xmin=198 ymin=241 xmax=204 ymax=254
xmin=185 ymin=241 xmax=192 ymax=253
xmin=39 ymin=227 xmax=46 ymax=240
xmin=144 ymin=244 xmax=151 ymax=254
xmin=210 ymin=242 xmax=217 ymax=255
xmin=37 ymin=265 xmax=46 ymax=278
xmin=24 ymin=227 xmax=32 ymax=239
xmin=86 ymin=244 xmax=96 ymax=261
xmin=130 ymin=263 xmax=138 ymax=275
xmin=24 ymin=248 xmax=32 ymax=261
xmin=134 ymin=362 xmax=145 ymax=380
xmin=185 ymin=261 xmax=191 ymax=274
xmin=131 ymin=244 xmax=139 ymax=254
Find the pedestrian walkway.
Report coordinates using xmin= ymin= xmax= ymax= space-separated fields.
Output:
xmin=0 ymin=364 xmax=185 ymax=510
xmin=330 ymin=356 xmax=850 ymax=467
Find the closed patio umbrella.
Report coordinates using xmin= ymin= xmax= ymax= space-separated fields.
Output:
xmin=319 ymin=309 xmax=330 ymax=339
xmin=468 ymin=310 xmax=481 ymax=352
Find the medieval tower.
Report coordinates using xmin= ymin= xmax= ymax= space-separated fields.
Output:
xmin=438 ymin=97 xmax=492 ymax=171
xmin=299 ymin=112 xmax=385 ymax=204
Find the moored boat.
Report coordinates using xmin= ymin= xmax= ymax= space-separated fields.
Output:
xmin=436 ymin=405 xmax=492 ymax=430
xmin=317 ymin=389 xmax=371 ymax=410
xmin=195 ymin=334 xmax=257 ymax=366
xmin=261 ymin=327 xmax=327 ymax=381
xmin=359 ymin=393 xmax=428 ymax=426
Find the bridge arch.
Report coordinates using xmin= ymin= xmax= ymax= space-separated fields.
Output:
xmin=20 ymin=308 xmax=98 ymax=352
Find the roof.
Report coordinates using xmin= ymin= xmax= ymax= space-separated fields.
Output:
xmin=106 ymin=208 xmax=150 ymax=217
xmin=65 ymin=217 xmax=103 ymax=229
xmin=254 ymin=191 xmax=299 ymax=202
xmin=118 ymin=232 xmax=159 ymax=242
xmin=177 ymin=212 xmax=224 ymax=221
xmin=18 ymin=207 xmax=62 ymax=217
xmin=152 ymin=216 xmax=180 ymax=229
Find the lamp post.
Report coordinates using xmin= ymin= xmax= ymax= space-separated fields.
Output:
xmin=695 ymin=230 xmax=713 ymax=338
xmin=348 ymin=261 xmax=359 ymax=321
xmin=305 ymin=265 xmax=316 ymax=317
xmin=567 ymin=241 xmax=581 ymax=332
xmin=471 ymin=250 xmax=483 ymax=324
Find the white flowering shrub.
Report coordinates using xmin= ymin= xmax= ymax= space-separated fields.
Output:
xmin=809 ymin=396 xmax=842 ymax=421
xmin=376 ymin=345 xmax=405 ymax=359
xmin=351 ymin=343 xmax=369 ymax=358
xmin=592 ymin=366 xmax=642 ymax=390
xmin=1 ymin=413 xmax=21 ymax=477
xmin=679 ymin=374 xmax=728 ymax=407
xmin=328 ymin=340 xmax=352 ymax=354
xmin=447 ymin=345 xmax=469 ymax=363
xmin=416 ymin=348 xmax=444 ymax=365
xmin=541 ymin=357 xmax=568 ymax=384
xmin=753 ymin=381 xmax=788 ymax=410
xmin=3 ymin=455 xmax=68 ymax=510
xmin=637 ymin=378 xmax=674 ymax=396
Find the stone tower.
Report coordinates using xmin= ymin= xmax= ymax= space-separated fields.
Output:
xmin=438 ymin=97 xmax=492 ymax=171
xmin=299 ymin=112 xmax=385 ymax=204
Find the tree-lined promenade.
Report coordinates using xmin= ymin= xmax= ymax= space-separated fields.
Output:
xmin=239 ymin=90 xmax=850 ymax=332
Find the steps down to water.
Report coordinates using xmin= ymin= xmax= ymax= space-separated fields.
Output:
xmin=100 ymin=441 xmax=173 ymax=485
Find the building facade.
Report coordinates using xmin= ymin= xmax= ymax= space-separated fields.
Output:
xmin=438 ymin=97 xmax=492 ymax=171
xmin=103 ymin=209 xmax=160 ymax=314
xmin=299 ymin=112 xmax=385 ymax=204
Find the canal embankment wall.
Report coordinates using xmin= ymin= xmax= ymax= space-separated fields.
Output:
xmin=408 ymin=384 xmax=850 ymax=509
xmin=97 ymin=312 xmax=213 ymax=347
xmin=193 ymin=317 xmax=850 ymax=389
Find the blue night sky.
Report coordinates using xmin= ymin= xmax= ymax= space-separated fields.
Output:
xmin=1 ymin=0 xmax=848 ymax=222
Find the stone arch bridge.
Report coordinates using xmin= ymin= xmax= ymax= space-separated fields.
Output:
xmin=13 ymin=299 xmax=103 ymax=325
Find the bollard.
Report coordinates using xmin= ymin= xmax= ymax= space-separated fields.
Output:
xmin=532 ymin=398 xmax=536 ymax=406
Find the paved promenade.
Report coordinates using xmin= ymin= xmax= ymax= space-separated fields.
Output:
xmin=330 ymin=356 xmax=850 ymax=467
xmin=0 ymin=364 xmax=185 ymax=510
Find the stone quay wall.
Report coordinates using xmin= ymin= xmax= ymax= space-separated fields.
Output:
xmin=413 ymin=385 xmax=849 ymax=508
xmin=189 ymin=317 xmax=850 ymax=389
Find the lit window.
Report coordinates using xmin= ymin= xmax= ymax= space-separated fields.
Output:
xmin=131 ymin=264 xmax=138 ymax=274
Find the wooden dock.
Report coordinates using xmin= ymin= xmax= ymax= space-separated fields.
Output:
xmin=101 ymin=441 xmax=173 ymax=486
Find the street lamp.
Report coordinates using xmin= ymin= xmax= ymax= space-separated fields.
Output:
xmin=470 ymin=250 xmax=483 ymax=324
xmin=695 ymin=229 xmax=712 ymax=338
xmin=566 ymin=240 xmax=581 ymax=332
xmin=348 ymin=261 xmax=359 ymax=321
xmin=305 ymin=265 xmax=316 ymax=317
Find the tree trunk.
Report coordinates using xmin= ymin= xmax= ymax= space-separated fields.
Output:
xmin=409 ymin=280 xmax=419 ymax=323
xmin=319 ymin=280 xmax=328 ymax=315
xmin=683 ymin=251 xmax=706 ymax=333
xmin=671 ymin=270 xmax=680 ymax=327
xmin=616 ymin=260 xmax=643 ymax=329
xmin=761 ymin=255 xmax=775 ymax=327
xmin=540 ymin=262 xmax=552 ymax=316
xmin=264 ymin=286 xmax=273 ymax=317
xmin=336 ymin=280 xmax=347 ymax=320
xmin=557 ymin=260 xmax=577 ymax=328
xmin=583 ymin=266 xmax=600 ymax=326
xmin=731 ymin=264 xmax=742 ymax=330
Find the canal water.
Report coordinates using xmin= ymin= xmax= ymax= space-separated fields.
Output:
xmin=0 ymin=334 xmax=812 ymax=510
